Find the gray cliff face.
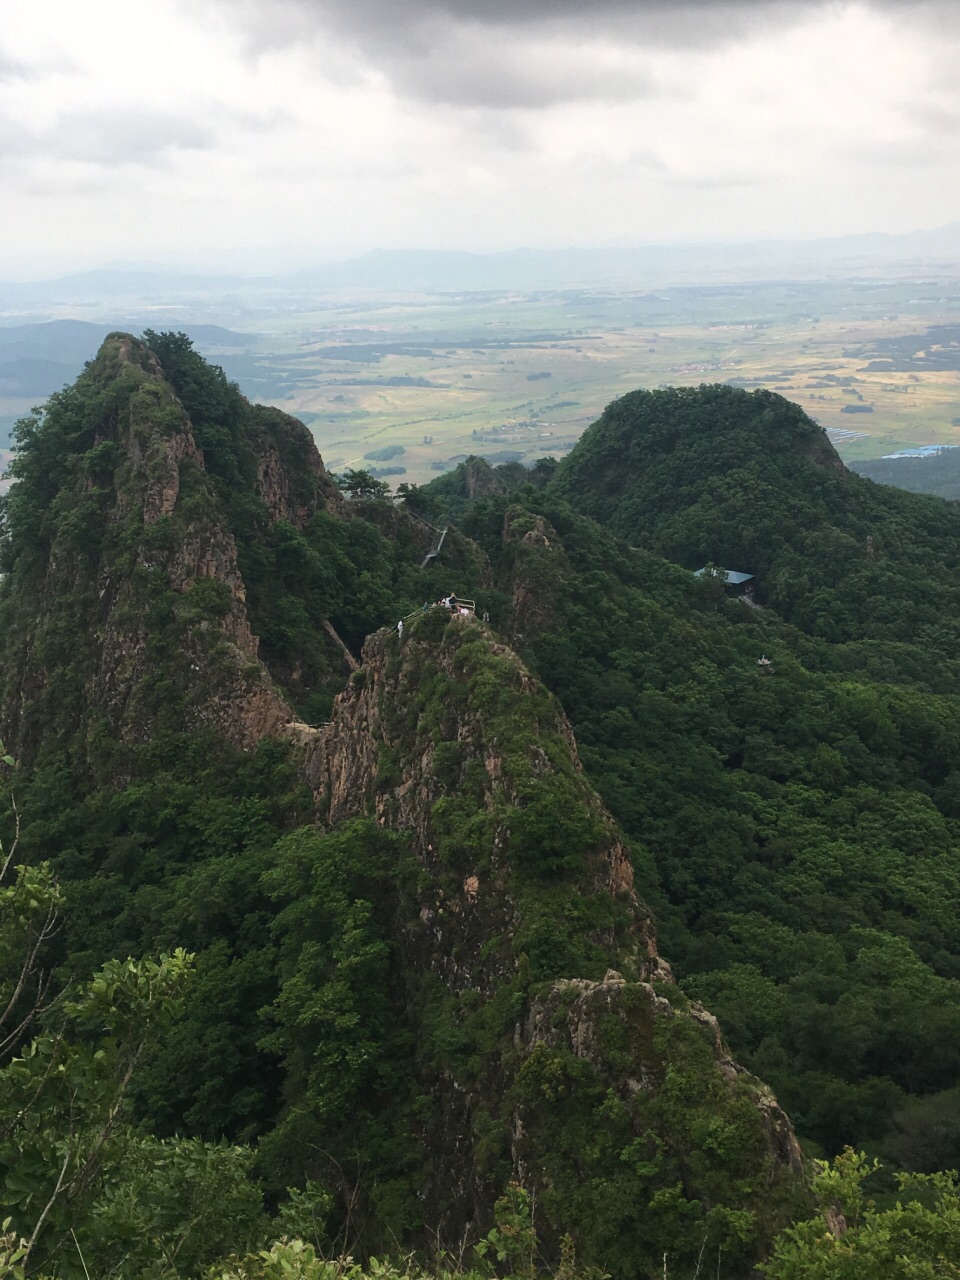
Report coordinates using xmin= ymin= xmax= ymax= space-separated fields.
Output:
xmin=284 ymin=611 xmax=806 ymax=1261
xmin=1 ymin=335 xmax=293 ymax=761
xmin=93 ymin=339 xmax=293 ymax=752
xmin=248 ymin=409 xmax=347 ymax=528
xmin=298 ymin=615 xmax=661 ymax=987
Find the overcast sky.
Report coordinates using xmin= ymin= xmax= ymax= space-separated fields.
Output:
xmin=1 ymin=0 xmax=958 ymax=274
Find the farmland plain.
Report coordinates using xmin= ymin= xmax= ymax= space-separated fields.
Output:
xmin=208 ymin=278 xmax=960 ymax=484
xmin=3 ymin=273 xmax=960 ymax=485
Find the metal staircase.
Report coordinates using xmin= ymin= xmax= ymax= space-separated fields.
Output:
xmin=420 ymin=523 xmax=448 ymax=569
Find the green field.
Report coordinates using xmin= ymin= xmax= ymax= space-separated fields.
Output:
xmin=227 ymin=280 xmax=960 ymax=484
xmin=4 ymin=277 xmax=959 ymax=485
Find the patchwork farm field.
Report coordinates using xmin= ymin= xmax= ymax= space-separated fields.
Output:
xmin=227 ymin=278 xmax=960 ymax=484
xmin=4 ymin=275 xmax=959 ymax=487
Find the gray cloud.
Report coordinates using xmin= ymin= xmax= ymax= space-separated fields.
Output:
xmin=0 ymin=110 xmax=216 ymax=169
xmin=905 ymin=99 xmax=960 ymax=137
xmin=52 ymin=110 xmax=215 ymax=165
xmin=223 ymin=0 xmax=676 ymax=108
xmin=314 ymin=0 xmax=928 ymax=23
xmin=380 ymin=37 xmax=657 ymax=109
xmin=231 ymin=0 xmax=874 ymax=51
xmin=0 ymin=50 xmax=34 ymax=81
xmin=221 ymin=0 xmax=935 ymax=111
xmin=0 ymin=123 xmax=31 ymax=161
xmin=274 ymin=0 xmax=814 ymax=28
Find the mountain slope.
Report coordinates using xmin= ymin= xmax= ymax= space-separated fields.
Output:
xmin=852 ymin=448 xmax=960 ymax=502
xmin=419 ymin=410 xmax=960 ymax=1169
xmin=549 ymin=384 xmax=960 ymax=663
xmin=270 ymin=611 xmax=805 ymax=1273
xmin=0 ymin=338 xmax=807 ymax=1276
xmin=0 ymin=332 xmax=301 ymax=765
xmin=0 ymin=331 xmax=429 ymax=1138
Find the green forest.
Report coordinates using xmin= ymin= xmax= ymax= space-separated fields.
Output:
xmin=1 ymin=340 xmax=960 ymax=1278
xmin=852 ymin=447 xmax=960 ymax=502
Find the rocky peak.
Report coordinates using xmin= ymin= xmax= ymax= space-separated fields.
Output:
xmin=502 ymin=508 xmax=555 ymax=548
xmin=499 ymin=507 xmax=561 ymax=640
xmin=301 ymin=610 xmax=659 ymax=989
xmin=463 ymin=455 xmax=510 ymax=499
xmin=286 ymin=609 xmax=805 ymax=1263
xmin=0 ymin=333 xmax=290 ymax=762
xmin=96 ymin=333 xmax=202 ymax=526
xmin=246 ymin=407 xmax=346 ymax=528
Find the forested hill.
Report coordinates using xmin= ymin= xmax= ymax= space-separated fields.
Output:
xmin=5 ymin=339 xmax=960 ymax=1274
xmin=548 ymin=384 xmax=960 ymax=658
xmin=852 ymin=447 xmax=960 ymax=502
xmin=418 ymin=397 xmax=960 ymax=1189
xmin=0 ymin=337 xmax=812 ymax=1279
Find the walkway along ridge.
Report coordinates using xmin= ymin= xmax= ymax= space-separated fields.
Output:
xmin=419 ymin=524 xmax=448 ymax=569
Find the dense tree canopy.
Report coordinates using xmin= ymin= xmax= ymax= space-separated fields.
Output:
xmin=3 ymin=352 xmax=960 ymax=1274
xmin=423 ymin=398 xmax=960 ymax=1170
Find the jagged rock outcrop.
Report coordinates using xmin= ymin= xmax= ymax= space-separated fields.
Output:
xmin=463 ymin=456 xmax=525 ymax=499
xmin=522 ymin=972 xmax=802 ymax=1176
xmin=300 ymin=613 xmax=663 ymax=985
xmin=501 ymin=507 xmax=560 ymax=638
xmin=287 ymin=610 xmax=806 ymax=1269
xmin=0 ymin=334 xmax=331 ymax=761
xmin=247 ymin=407 xmax=346 ymax=527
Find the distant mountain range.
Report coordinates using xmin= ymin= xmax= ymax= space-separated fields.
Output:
xmin=289 ymin=228 xmax=960 ymax=291
xmin=3 ymin=223 xmax=960 ymax=309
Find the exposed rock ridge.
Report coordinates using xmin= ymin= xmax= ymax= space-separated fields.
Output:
xmin=287 ymin=610 xmax=805 ymax=1257
xmin=96 ymin=337 xmax=292 ymax=750
xmin=522 ymin=973 xmax=803 ymax=1180
xmin=300 ymin=614 xmax=658 ymax=978
xmin=1 ymin=334 xmax=290 ymax=761
xmin=248 ymin=408 xmax=347 ymax=527
xmin=501 ymin=507 xmax=560 ymax=638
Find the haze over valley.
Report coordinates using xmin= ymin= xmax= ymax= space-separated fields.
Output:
xmin=4 ymin=235 xmax=960 ymax=487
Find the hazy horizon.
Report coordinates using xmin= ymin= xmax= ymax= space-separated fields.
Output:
xmin=4 ymin=0 xmax=960 ymax=278
xmin=5 ymin=217 xmax=960 ymax=285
